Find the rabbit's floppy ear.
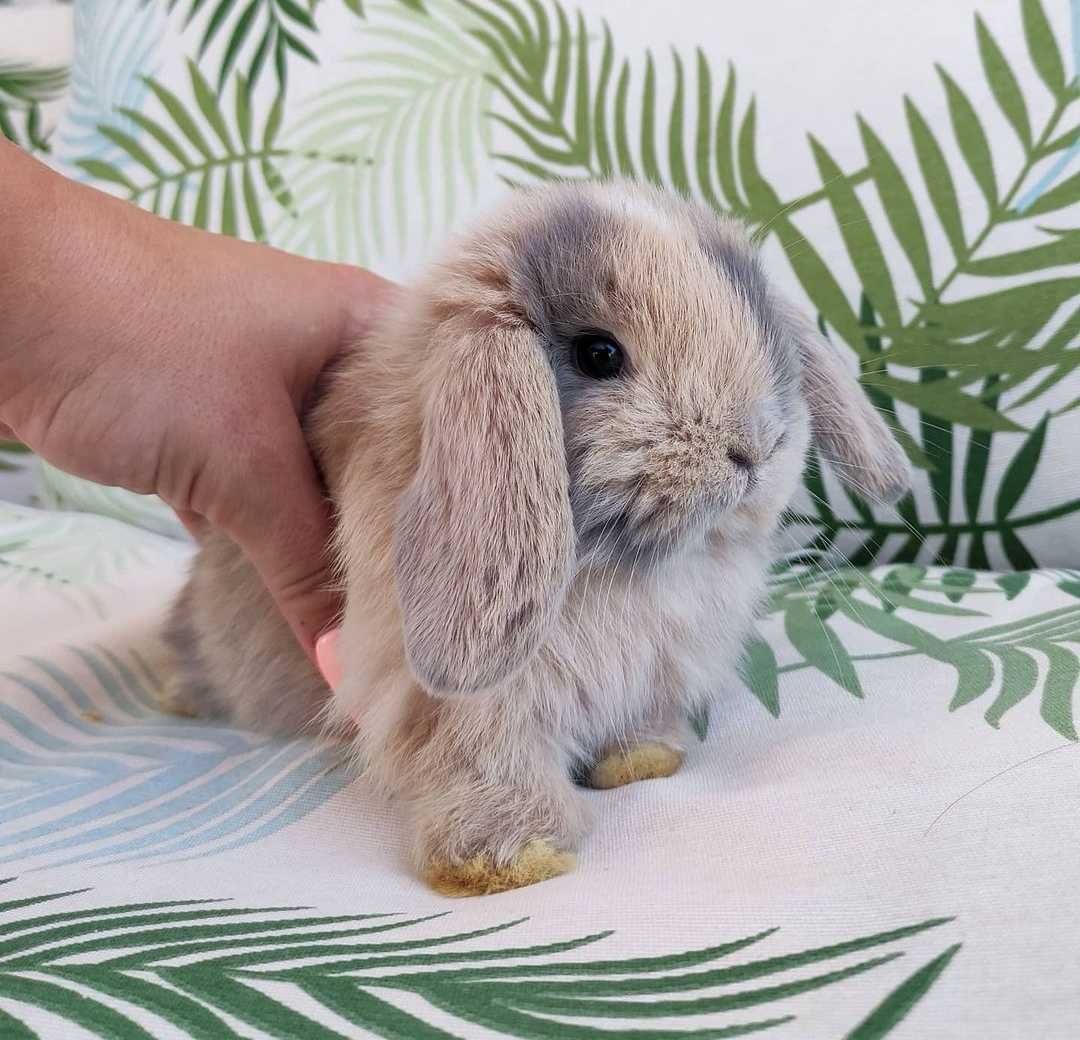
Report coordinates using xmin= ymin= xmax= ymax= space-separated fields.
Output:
xmin=394 ymin=312 xmax=575 ymax=695
xmin=783 ymin=303 xmax=911 ymax=504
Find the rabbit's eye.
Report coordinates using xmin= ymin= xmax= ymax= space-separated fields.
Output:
xmin=573 ymin=333 xmax=624 ymax=380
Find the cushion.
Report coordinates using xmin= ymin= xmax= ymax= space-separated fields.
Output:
xmin=36 ymin=0 xmax=1080 ymax=571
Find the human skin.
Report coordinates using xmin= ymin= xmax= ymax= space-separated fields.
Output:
xmin=0 ymin=138 xmax=394 ymax=660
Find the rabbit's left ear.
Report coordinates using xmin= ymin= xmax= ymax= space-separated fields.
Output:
xmin=394 ymin=312 xmax=575 ymax=696
xmin=782 ymin=303 xmax=912 ymax=504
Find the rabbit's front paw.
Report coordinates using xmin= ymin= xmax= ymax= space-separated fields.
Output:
xmin=424 ymin=838 xmax=575 ymax=897
xmin=587 ymin=742 xmax=683 ymax=789
xmin=414 ymin=778 xmax=585 ymax=897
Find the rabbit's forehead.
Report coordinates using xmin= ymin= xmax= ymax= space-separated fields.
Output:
xmin=590 ymin=181 xmax=674 ymax=234
xmin=513 ymin=190 xmax=795 ymax=386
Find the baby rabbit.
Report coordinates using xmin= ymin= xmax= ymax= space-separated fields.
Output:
xmin=165 ymin=181 xmax=910 ymax=896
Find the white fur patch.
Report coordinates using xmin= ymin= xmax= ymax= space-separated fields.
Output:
xmin=597 ymin=183 xmax=674 ymax=235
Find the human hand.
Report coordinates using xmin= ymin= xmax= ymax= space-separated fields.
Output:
xmin=0 ymin=141 xmax=394 ymax=659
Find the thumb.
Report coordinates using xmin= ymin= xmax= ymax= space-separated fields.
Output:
xmin=214 ymin=426 xmax=341 ymax=662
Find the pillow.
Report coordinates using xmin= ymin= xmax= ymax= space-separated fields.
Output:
xmin=36 ymin=0 xmax=1080 ymax=569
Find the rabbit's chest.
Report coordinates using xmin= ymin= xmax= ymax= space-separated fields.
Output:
xmin=543 ymin=542 xmax=767 ymax=739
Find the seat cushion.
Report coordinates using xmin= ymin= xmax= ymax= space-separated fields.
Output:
xmin=2 ymin=500 xmax=1078 ymax=1037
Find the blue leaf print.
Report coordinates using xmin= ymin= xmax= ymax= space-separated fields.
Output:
xmin=52 ymin=0 xmax=165 ymax=177
xmin=0 ymin=646 xmax=350 ymax=871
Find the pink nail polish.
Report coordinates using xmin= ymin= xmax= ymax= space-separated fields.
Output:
xmin=315 ymin=628 xmax=343 ymax=690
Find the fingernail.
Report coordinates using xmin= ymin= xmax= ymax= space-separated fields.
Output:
xmin=315 ymin=627 xmax=343 ymax=690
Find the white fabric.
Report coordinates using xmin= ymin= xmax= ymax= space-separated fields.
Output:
xmin=2 ymin=501 xmax=1078 ymax=1037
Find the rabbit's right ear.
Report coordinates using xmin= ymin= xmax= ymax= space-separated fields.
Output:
xmin=394 ymin=312 xmax=575 ymax=696
xmin=779 ymin=301 xmax=911 ymax=504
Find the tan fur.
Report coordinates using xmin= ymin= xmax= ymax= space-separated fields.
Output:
xmin=588 ymin=742 xmax=685 ymax=789
xmin=164 ymin=181 xmax=910 ymax=896
xmin=424 ymin=839 xmax=575 ymax=898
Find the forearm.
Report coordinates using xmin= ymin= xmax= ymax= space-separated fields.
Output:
xmin=1 ymin=142 xmax=187 ymax=447
xmin=0 ymin=140 xmax=375 ymax=445
xmin=1 ymin=140 xmax=155 ymax=426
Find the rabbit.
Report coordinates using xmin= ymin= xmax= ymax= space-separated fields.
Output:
xmin=163 ymin=180 xmax=910 ymax=897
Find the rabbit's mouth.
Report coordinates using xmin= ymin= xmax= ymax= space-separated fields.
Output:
xmin=572 ymin=456 xmax=761 ymax=567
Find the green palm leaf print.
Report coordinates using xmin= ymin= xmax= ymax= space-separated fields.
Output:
xmin=165 ymin=0 xmax=323 ymax=94
xmin=759 ymin=566 xmax=1080 ymax=739
xmin=274 ymin=0 xmax=495 ymax=263
xmin=76 ymin=61 xmax=304 ymax=236
xmin=0 ymin=60 xmax=67 ymax=153
xmin=462 ymin=0 xmax=752 ymax=208
xmin=753 ymin=2 xmax=1080 ymax=568
xmin=0 ymin=880 xmax=958 ymax=1038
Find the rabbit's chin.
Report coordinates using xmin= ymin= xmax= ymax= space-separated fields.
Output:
xmin=574 ymin=485 xmax=764 ymax=571
xmin=575 ymin=513 xmax=728 ymax=572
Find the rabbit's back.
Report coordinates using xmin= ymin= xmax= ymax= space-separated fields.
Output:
xmin=163 ymin=527 xmax=330 ymax=734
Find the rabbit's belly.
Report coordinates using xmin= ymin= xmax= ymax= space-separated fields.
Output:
xmin=540 ymin=545 xmax=765 ymax=748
